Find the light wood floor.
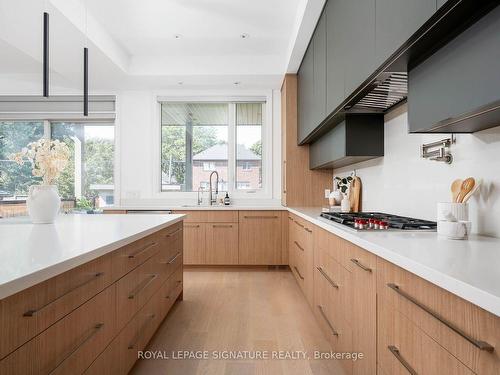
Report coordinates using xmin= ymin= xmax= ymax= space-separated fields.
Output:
xmin=131 ymin=268 xmax=345 ymax=375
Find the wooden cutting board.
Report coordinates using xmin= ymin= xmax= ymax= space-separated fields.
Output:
xmin=349 ymin=176 xmax=362 ymax=213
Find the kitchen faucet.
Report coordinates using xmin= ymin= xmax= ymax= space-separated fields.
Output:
xmin=209 ymin=170 xmax=219 ymax=206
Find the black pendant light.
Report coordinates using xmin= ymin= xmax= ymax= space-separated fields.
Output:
xmin=83 ymin=47 xmax=88 ymax=116
xmin=43 ymin=12 xmax=49 ymax=97
xmin=83 ymin=0 xmax=89 ymax=116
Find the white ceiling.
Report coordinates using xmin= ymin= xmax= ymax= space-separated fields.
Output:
xmin=0 ymin=0 xmax=325 ymax=91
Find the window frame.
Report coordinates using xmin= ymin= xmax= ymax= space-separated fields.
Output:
xmin=155 ymin=95 xmax=272 ymax=200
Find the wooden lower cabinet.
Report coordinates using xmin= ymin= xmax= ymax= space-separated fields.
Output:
xmin=183 ymin=223 xmax=206 ymax=264
xmin=378 ymin=300 xmax=475 ymax=375
xmin=289 ymin=213 xmax=314 ymax=306
xmin=238 ymin=211 xmax=283 ymax=265
xmin=0 ymin=287 xmax=116 ymax=375
xmin=0 ymin=221 xmax=184 ymax=375
xmin=348 ymin=243 xmax=377 ymax=375
xmin=206 ymin=223 xmax=239 ymax=265
xmin=308 ymin=219 xmax=499 ymax=375
xmin=84 ymin=269 xmax=183 ymax=375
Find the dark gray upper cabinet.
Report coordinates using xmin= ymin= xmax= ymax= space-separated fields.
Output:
xmin=343 ymin=0 xmax=376 ymax=95
xmin=312 ymin=12 xmax=327 ymax=129
xmin=375 ymin=0 xmax=436 ymax=66
xmin=309 ymin=114 xmax=384 ymax=169
xmin=408 ymin=5 xmax=500 ymax=133
xmin=326 ymin=0 xmax=346 ymax=115
xmin=297 ymin=44 xmax=314 ymax=143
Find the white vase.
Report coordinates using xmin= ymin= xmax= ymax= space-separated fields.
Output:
xmin=341 ymin=194 xmax=351 ymax=213
xmin=27 ymin=185 xmax=61 ymax=224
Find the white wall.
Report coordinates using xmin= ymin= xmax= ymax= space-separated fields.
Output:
xmin=116 ymin=89 xmax=282 ymax=206
xmin=335 ymin=104 xmax=500 ymax=237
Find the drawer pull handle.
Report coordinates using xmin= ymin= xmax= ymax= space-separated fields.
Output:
xmin=293 ymin=266 xmax=305 ymax=280
xmin=317 ymin=305 xmax=339 ymax=337
xmin=128 ymin=241 xmax=157 ymax=259
xmin=128 ymin=314 xmax=156 ymax=349
xmin=350 ymin=258 xmax=372 ymax=272
xmin=294 ymin=221 xmax=304 ymax=228
xmin=387 ymin=283 xmax=494 ymax=352
xmin=128 ymin=274 xmax=158 ymax=299
xmin=49 ymin=323 xmax=104 ymax=374
xmin=288 ymin=217 xmax=293 ymax=221
xmin=165 ymin=228 xmax=182 ymax=237
xmin=388 ymin=345 xmax=418 ymax=375
xmin=294 ymin=241 xmax=304 ymax=252
xmin=317 ymin=267 xmax=339 ymax=289
xmin=305 ymin=227 xmax=312 ymax=233
xmin=243 ymin=215 xmax=278 ymax=219
xmin=185 ymin=224 xmax=200 ymax=228
xmin=161 ymin=252 xmax=181 ymax=265
xmin=213 ymin=224 xmax=233 ymax=228
xmin=23 ymin=272 xmax=104 ymax=317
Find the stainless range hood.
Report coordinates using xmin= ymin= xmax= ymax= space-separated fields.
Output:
xmin=348 ymin=72 xmax=407 ymax=113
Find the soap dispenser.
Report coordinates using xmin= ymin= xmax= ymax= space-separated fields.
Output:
xmin=224 ymin=192 xmax=230 ymax=205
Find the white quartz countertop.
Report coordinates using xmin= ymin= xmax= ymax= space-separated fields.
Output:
xmin=288 ymin=207 xmax=500 ymax=317
xmin=103 ymin=204 xmax=286 ymax=211
xmin=0 ymin=213 xmax=184 ymax=300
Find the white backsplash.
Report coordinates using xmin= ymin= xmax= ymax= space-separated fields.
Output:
xmin=334 ymin=104 xmax=500 ymax=237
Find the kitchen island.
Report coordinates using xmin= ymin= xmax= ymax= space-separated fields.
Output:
xmin=0 ymin=213 xmax=184 ymax=374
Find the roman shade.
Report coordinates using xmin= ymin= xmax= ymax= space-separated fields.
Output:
xmin=0 ymin=95 xmax=116 ymax=121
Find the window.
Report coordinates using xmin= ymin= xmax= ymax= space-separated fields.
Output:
xmin=236 ymin=103 xmax=262 ymax=190
xmin=0 ymin=120 xmax=115 ymax=207
xmin=0 ymin=121 xmax=44 ymax=198
xmin=161 ymin=101 xmax=265 ymax=193
xmin=51 ymin=122 xmax=115 ymax=207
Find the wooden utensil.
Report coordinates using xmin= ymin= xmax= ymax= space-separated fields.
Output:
xmin=461 ymin=179 xmax=481 ymax=203
xmin=456 ymin=177 xmax=475 ymax=203
xmin=349 ymin=176 xmax=362 ymax=213
xmin=451 ymin=179 xmax=463 ymax=202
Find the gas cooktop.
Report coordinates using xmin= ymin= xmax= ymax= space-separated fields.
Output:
xmin=320 ymin=212 xmax=437 ymax=231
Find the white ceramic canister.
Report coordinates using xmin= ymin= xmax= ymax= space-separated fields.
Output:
xmin=437 ymin=202 xmax=469 ymax=222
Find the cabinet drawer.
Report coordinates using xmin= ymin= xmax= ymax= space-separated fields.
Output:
xmin=0 ymin=286 xmax=116 ymax=375
xmin=314 ymin=247 xmax=351 ymax=325
xmin=158 ymin=222 xmax=183 ymax=260
xmin=84 ymin=285 xmax=165 ymax=375
xmin=290 ymin=214 xmax=313 ymax=253
xmin=206 ymin=210 xmax=238 ymax=223
xmin=159 ymin=267 xmax=183 ymax=318
xmin=314 ymin=303 xmax=353 ymax=375
xmin=315 ymin=228 xmax=351 ymax=271
xmin=0 ymin=254 xmax=113 ymax=360
xmin=112 ymin=233 xmax=162 ymax=280
xmin=378 ymin=301 xmax=475 ymax=375
xmin=377 ymin=257 xmax=499 ymax=374
xmin=115 ymin=251 xmax=166 ymax=330
xmin=172 ymin=210 xmax=238 ymax=223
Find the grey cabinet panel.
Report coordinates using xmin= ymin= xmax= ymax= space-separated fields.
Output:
xmin=312 ymin=13 xmax=327 ymax=127
xmin=375 ymin=0 xmax=436 ymax=66
xmin=298 ymin=44 xmax=314 ymax=143
xmin=326 ymin=0 xmax=346 ymax=114
xmin=343 ymin=0 xmax=376 ymax=95
xmin=408 ymin=5 xmax=500 ymax=133
xmin=309 ymin=114 xmax=384 ymax=169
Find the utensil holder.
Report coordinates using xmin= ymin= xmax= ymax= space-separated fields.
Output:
xmin=437 ymin=202 xmax=469 ymax=222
